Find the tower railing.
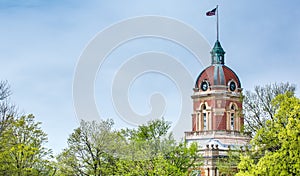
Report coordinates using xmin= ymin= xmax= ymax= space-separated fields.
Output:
xmin=184 ymin=130 xmax=251 ymax=138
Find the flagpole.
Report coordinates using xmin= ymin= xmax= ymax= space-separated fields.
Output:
xmin=216 ymin=5 xmax=219 ymax=41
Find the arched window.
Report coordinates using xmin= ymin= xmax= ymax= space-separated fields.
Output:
xmin=230 ymin=113 xmax=234 ymax=130
xmin=203 ymin=112 xmax=207 ymax=130
xmin=202 ymin=104 xmax=207 ymax=130
xmin=230 ymin=104 xmax=235 ymax=131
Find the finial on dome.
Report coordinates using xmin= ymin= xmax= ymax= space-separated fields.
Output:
xmin=211 ymin=40 xmax=225 ymax=65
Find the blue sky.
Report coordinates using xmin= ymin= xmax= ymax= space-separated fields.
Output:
xmin=1 ymin=0 xmax=299 ymax=154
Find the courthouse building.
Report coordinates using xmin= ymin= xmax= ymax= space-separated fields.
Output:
xmin=185 ymin=40 xmax=251 ymax=176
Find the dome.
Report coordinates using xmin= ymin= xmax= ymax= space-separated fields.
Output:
xmin=195 ymin=40 xmax=241 ymax=90
xmin=195 ymin=65 xmax=241 ymax=88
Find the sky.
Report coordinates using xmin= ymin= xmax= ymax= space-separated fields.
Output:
xmin=1 ymin=0 xmax=300 ymax=154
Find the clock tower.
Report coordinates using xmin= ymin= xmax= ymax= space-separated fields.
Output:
xmin=185 ymin=40 xmax=251 ymax=176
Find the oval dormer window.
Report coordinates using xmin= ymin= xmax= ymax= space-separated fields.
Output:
xmin=201 ymin=81 xmax=209 ymax=91
xmin=229 ymin=81 xmax=236 ymax=91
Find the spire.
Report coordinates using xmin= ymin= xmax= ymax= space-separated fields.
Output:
xmin=211 ymin=40 xmax=225 ymax=65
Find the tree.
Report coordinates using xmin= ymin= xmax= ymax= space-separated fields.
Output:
xmin=0 ymin=80 xmax=18 ymax=137
xmin=217 ymin=82 xmax=296 ymax=175
xmin=0 ymin=81 xmax=55 ymax=175
xmin=120 ymin=118 xmax=175 ymax=158
xmin=117 ymin=118 xmax=201 ymax=175
xmin=0 ymin=80 xmax=11 ymax=101
xmin=166 ymin=141 xmax=200 ymax=173
xmin=243 ymin=82 xmax=295 ymax=136
xmin=57 ymin=118 xmax=202 ymax=175
xmin=0 ymin=114 xmax=54 ymax=176
xmin=56 ymin=119 xmax=122 ymax=176
xmin=217 ymin=148 xmax=242 ymax=176
xmin=236 ymin=92 xmax=300 ymax=175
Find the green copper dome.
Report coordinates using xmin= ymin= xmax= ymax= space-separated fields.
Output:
xmin=211 ymin=40 xmax=225 ymax=65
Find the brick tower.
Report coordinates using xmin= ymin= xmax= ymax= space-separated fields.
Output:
xmin=185 ymin=40 xmax=251 ymax=176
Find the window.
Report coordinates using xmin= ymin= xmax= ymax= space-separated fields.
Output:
xmin=231 ymin=104 xmax=235 ymax=110
xmin=200 ymin=103 xmax=209 ymax=131
xmin=203 ymin=113 xmax=207 ymax=130
xmin=229 ymin=81 xmax=236 ymax=91
xmin=201 ymin=81 xmax=209 ymax=91
xmin=230 ymin=113 xmax=234 ymax=130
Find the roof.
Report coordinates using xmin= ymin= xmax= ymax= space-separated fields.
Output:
xmin=195 ymin=65 xmax=241 ymax=88
xmin=195 ymin=40 xmax=241 ymax=89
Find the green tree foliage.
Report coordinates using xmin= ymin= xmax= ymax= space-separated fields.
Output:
xmin=57 ymin=118 xmax=202 ymax=175
xmin=236 ymin=92 xmax=300 ymax=175
xmin=243 ymin=82 xmax=295 ymax=136
xmin=0 ymin=114 xmax=54 ymax=175
xmin=217 ymin=148 xmax=242 ymax=176
xmin=120 ymin=118 xmax=175 ymax=159
xmin=56 ymin=119 xmax=122 ymax=176
xmin=117 ymin=118 xmax=201 ymax=175
xmin=218 ymin=83 xmax=296 ymax=175
xmin=0 ymin=81 xmax=54 ymax=175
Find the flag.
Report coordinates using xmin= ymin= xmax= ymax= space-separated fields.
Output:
xmin=206 ymin=7 xmax=217 ymax=16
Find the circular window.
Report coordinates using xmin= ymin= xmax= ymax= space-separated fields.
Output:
xmin=201 ymin=81 xmax=209 ymax=91
xmin=229 ymin=81 xmax=236 ymax=91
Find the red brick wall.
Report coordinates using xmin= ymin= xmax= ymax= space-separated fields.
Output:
xmin=213 ymin=113 xmax=227 ymax=130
